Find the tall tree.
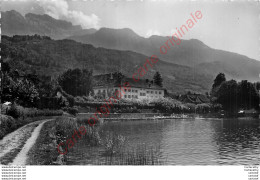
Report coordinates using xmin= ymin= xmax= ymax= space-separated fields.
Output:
xmin=215 ymin=79 xmax=238 ymax=113
xmin=238 ymin=80 xmax=259 ymax=110
xmin=153 ymin=71 xmax=163 ymax=87
xmin=211 ymin=73 xmax=226 ymax=96
xmin=212 ymin=73 xmax=226 ymax=88
xmin=254 ymin=82 xmax=260 ymax=91
xmin=58 ymin=68 xmax=93 ymax=96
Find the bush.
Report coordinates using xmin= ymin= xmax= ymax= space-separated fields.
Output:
xmin=74 ymin=96 xmax=86 ymax=103
xmin=6 ymin=104 xmax=63 ymax=119
xmin=56 ymin=86 xmax=75 ymax=107
xmin=0 ymin=115 xmax=17 ymax=139
xmin=63 ymin=106 xmax=79 ymax=116
xmin=152 ymin=98 xmax=184 ymax=113
xmin=6 ymin=103 xmax=20 ymax=119
xmin=115 ymin=106 xmax=141 ymax=113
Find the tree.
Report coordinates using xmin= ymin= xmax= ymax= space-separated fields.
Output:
xmin=2 ymin=77 xmax=40 ymax=107
xmin=214 ymin=79 xmax=238 ymax=113
xmin=211 ymin=73 xmax=226 ymax=96
xmin=212 ymin=78 xmax=260 ymax=113
xmin=212 ymin=73 xmax=226 ymax=88
xmin=58 ymin=68 xmax=93 ymax=96
xmin=254 ymin=82 xmax=260 ymax=91
xmin=153 ymin=71 xmax=163 ymax=87
xmin=238 ymin=80 xmax=259 ymax=110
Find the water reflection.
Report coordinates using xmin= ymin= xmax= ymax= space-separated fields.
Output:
xmin=212 ymin=119 xmax=260 ymax=165
xmin=66 ymin=118 xmax=260 ymax=165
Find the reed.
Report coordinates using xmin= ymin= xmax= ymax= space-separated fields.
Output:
xmin=103 ymin=144 xmax=165 ymax=165
xmin=54 ymin=117 xmax=101 ymax=148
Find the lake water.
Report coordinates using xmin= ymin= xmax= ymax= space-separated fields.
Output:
xmin=65 ymin=118 xmax=260 ymax=165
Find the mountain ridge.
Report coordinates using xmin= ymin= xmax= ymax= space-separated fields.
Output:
xmin=1 ymin=10 xmax=97 ymax=39
xmin=2 ymin=10 xmax=260 ymax=87
xmin=69 ymin=27 xmax=260 ymax=82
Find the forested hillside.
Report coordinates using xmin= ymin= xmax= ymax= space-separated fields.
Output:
xmin=1 ymin=35 xmax=212 ymax=93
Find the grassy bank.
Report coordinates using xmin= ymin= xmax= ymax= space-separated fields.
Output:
xmin=27 ymin=116 xmax=165 ymax=165
xmin=27 ymin=116 xmax=101 ymax=165
xmin=26 ymin=119 xmax=60 ymax=165
xmin=0 ymin=114 xmax=62 ymax=140
xmin=0 ymin=120 xmax=40 ymax=165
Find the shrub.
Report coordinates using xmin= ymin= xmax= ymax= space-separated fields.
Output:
xmin=152 ymin=98 xmax=183 ymax=113
xmin=0 ymin=115 xmax=16 ymax=139
xmin=74 ymin=96 xmax=86 ymax=103
xmin=6 ymin=103 xmax=20 ymax=119
xmin=63 ymin=106 xmax=79 ymax=116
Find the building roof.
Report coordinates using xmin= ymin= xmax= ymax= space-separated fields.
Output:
xmin=123 ymin=77 xmax=164 ymax=90
xmin=93 ymin=72 xmax=165 ymax=90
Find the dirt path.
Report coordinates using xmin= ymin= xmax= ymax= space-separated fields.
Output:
xmin=0 ymin=119 xmax=54 ymax=165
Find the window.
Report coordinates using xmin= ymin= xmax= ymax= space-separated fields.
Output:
xmin=140 ymin=93 xmax=146 ymax=96
xmin=132 ymin=95 xmax=134 ymax=98
xmin=103 ymin=90 xmax=105 ymax=93
xmin=128 ymin=95 xmax=131 ymax=98
xmin=135 ymin=90 xmax=138 ymax=93
xmin=159 ymin=91 xmax=162 ymax=94
xmin=128 ymin=89 xmax=131 ymax=92
xmin=147 ymin=91 xmax=150 ymax=93
xmin=135 ymin=95 xmax=138 ymax=98
xmin=124 ymin=95 xmax=127 ymax=98
xmin=151 ymin=91 xmax=153 ymax=94
xmin=132 ymin=89 xmax=135 ymax=92
xmin=98 ymin=90 xmax=101 ymax=93
xmin=155 ymin=91 xmax=157 ymax=94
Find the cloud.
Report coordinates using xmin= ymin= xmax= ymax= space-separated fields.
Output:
xmin=145 ymin=29 xmax=161 ymax=38
xmin=170 ymin=29 xmax=178 ymax=35
xmin=38 ymin=0 xmax=100 ymax=29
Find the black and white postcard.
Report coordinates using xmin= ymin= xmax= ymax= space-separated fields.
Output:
xmin=0 ymin=0 xmax=259 ymax=180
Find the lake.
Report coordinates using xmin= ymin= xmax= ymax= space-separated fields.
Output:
xmin=65 ymin=118 xmax=260 ymax=165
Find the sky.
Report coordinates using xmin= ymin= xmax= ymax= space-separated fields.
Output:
xmin=2 ymin=0 xmax=260 ymax=61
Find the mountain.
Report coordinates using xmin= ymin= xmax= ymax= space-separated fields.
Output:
xmin=1 ymin=35 xmax=213 ymax=93
xmin=69 ymin=28 xmax=260 ymax=82
xmin=196 ymin=50 xmax=260 ymax=82
xmin=2 ymin=10 xmax=259 ymax=87
xmin=1 ymin=10 xmax=97 ymax=39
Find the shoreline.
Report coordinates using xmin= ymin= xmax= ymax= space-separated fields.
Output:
xmin=77 ymin=112 xmax=259 ymax=122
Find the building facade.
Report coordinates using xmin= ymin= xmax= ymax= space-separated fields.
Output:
xmin=93 ymin=72 xmax=164 ymax=100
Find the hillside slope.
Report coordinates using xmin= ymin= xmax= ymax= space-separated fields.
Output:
xmin=1 ymin=35 xmax=213 ymax=93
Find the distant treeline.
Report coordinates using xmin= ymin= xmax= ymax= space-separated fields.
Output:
xmin=2 ymin=34 xmax=51 ymax=42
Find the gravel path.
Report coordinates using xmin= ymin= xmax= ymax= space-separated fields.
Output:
xmin=0 ymin=119 xmax=54 ymax=165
